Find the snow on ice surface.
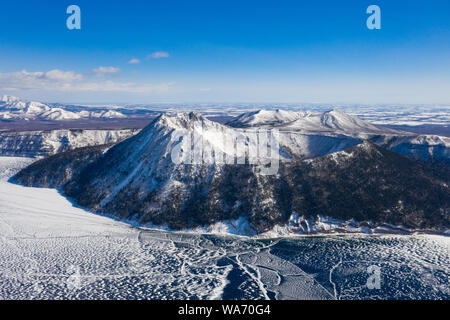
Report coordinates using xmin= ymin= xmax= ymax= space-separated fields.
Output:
xmin=0 ymin=175 xmax=328 ymax=299
xmin=0 ymin=157 xmax=242 ymax=300
xmin=0 ymin=157 xmax=36 ymax=181
xmin=0 ymin=157 xmax=449 ymax=300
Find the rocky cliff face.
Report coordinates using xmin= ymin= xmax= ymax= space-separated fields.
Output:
xmin=12 ymin=112 xmax=450 ymax=234
xmin=0 ymin=129 xmax=138 ymax=157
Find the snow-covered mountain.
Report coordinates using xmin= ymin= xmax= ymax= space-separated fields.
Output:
xmin=1 ymin=95 xmax=19 ymax=104
xmin=228 ymin=109 xmax=401 ymax=136
xmin=227 ymin=109 xmax=304 ymax=127
xmin=228 ymin=109 xmax=450 ymax=161
xmin=371 ymin=134 xmax=450 ymax=161
xmin=286 ymin=109 xmax=400 ymax=136
xmin=0 ymin=129 xmax=139 ymax=157
xmin=153 ymin=111 xmax=363 ymax=162
xmin=0 ymin=95 xmax=127 ymax=120
xmin=13 ymin=112 xmax=450 ymax=234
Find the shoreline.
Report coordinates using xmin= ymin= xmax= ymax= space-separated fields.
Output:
xmin=1 ymin=156 xmax=449 ymax=241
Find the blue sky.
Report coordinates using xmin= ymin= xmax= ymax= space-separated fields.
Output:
xmin=0 ymin=0 xmax=449 ymax=104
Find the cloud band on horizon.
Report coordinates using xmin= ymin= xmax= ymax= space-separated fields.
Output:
xmin=0 ymin=69 xmax=174 ymax=94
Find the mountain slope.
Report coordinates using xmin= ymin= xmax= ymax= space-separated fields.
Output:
xmin=11 ymin=144 xmax=111 ymax=188
xmin=12 ymin=113 xmax=450 ymax=233
xmin=283 ymin=142 xmax=449 ymax=229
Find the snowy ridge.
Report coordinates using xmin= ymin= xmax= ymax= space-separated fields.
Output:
xmin=228 ymin=109 xmax=401 ymax=136
xmin=228 ymin=109 xmax=450 ymax=160
xmin=0 ymin=129 xmax=139 ymax=157
xmin=371 ymin=134 xmax=450 ymax=161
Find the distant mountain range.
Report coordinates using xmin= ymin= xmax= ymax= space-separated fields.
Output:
xmin=12 ymin=110 xmax=450 ymax=235
xmin=0 ymin=95 xmax=130 ymax=120
xmin=3 ymin=95 xmax=449 ymax=126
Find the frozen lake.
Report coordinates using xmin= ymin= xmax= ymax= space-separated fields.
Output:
xmin=0 ymin=157 xmax=449 ymax=300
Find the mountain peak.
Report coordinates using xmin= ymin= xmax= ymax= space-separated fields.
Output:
xmin=327 ymin=109 xmax=347 ymax=116
xmin=0 ymin=95 xmax=20 ymax=103
xmin=154 ymin=112 xmax=211 ymax=130
xmin=227 ymin=109 xmax=301 ymax=127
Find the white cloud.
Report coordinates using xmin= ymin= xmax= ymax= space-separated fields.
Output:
xmin=93 ymin=66 xmax=121 ymax=76
xmin=44 ymin=70 xmax=83 ymax=81
xmin=0 ymin=70 xmax=83 ymax=90
xmin=0 ymin=69 xmax=174 ymax=94
xmin=148 ymin=51 xmax=170 ymax=59
xmin=128 ymin=58 xmax=141 ymax=64
xmin=63 ymin=81 xmax=175 ymax=93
